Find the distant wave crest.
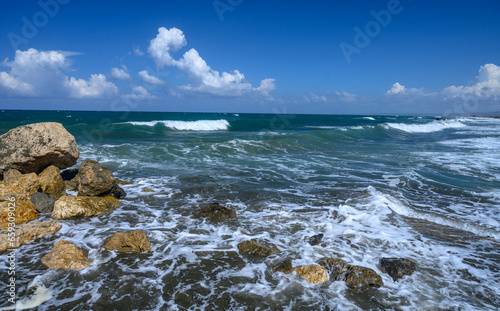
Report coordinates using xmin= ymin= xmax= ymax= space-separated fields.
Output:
xmin=125 ymin=119 xmax=230 ymax=131
xmin=384 ymin=121 xmax=466 ymax=133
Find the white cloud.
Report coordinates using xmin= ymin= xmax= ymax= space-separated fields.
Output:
xmin=110 ymin=67 xmax=131 ymax=81
xmin=148 ymin=27 xmax=274 ymax=96
xmin=133 ymin=45 xmax=144 ymax=56
xmin=386 ymin=82 xmax=406 ymax=95
xmin=443 ymin=63 xmax=500 ymax=99
xmin=123 ymin=85 xmax=155 ymax=101
xmin=0 ymin=48 xmax=118 ymax=98
xmin=138 ymin=70 xmax=165 ymax=85
xmin=305 ymin=91 xmax=358 ymax=103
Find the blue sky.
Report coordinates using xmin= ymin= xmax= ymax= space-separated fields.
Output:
xmin=0 ymin=0 xmax=499 ymax=114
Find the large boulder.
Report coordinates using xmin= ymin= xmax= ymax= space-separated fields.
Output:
xmin=38 ymin=165 xmax=66 ymax=198
xmin=318 ymin=257 xmax=383 ymax=290
xmin=0 ymin=171 xmax=40 ymax=199
xmin=0 ymin=122 xmax=79 ymax=178
xmin=379 ymin=257 xmax=417 ymax=281
xmin=41 ymin=239 xmax=92 ymax=269
xmin=294 ymin=265 xmax=328 ymax=283
xmin=237 ymin=239 xmax=280 ymax=257
xmin=103 ymin=229 xmax=151 ymax=253
xmin=77 ymin=160 xmax=126 ymax=198
xmin=0 ymin=221 xmax=61 ymax=251
xmin=30 ymin=192 xmax=57 ymax=214
xmin=194 ymin=203 xmax=236 ymax=221
xmin=0 ymin=197 xmax=38 ymax=229
xmin=51 ymin=195 xmax=121 ymax=219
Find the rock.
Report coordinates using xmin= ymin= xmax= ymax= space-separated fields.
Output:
xmin=41 ymin=239 xmax=92 ymax=270
xmin=65 ymin=177 xmax=79 ymax=191
xmin=116 ymin=179 xmax=133 ymax=185
xmin=0 ymin=172 xmax=40 ymax=199
xmin=0 ymin=221 xmax=61 ymax=251
xmin=108 ymin=184 xmax=127 ymax=199
xmin=194 ymin=203 xmax=236 ymax=222
xmin=308 ymin=233 xmax=324 ymax=246
xmin=30 ymin=192 xmax=57 ymax=214
xmin=60 ymin=168 xmax=79 ymax=181
xmin=294 ymin=265 xmax=328 ymax=283
xmin=0 ymin=122 xmax=79 ymax=178
xmin=142 ymin=187 xmax=153 ymax=192
xmin=77 ymin=159 xmax=125 ymax=198
xmin=272 ymin=258 xmax=293 ymax=274
xmin=0 ymin=198 xmax=39 ymax=229
xmin=103 ymin=229 xmax=151 ymax=253
xmin=318 ymin=257 xmax=383 ymax=290
xmin=3 ymin=169 xmax=22 ymax=183
xmin=38 ymin=165 xmax=66 ymax=198
xmin=379 ymin=257 xmax=417 ymax=281
xmin=237 ymin=239 xmax=280 ymax=257
xmin=51 ymin=195 xmax=121 ymax=219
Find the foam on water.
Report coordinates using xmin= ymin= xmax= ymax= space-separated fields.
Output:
xmin=124 ymin=119 xmax=230 ymax=131
xmin=384 ymin=120 xmax=466 ymax=133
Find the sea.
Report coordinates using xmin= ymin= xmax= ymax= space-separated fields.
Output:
xmin=0 ymin=110 xmax=499 ymax=310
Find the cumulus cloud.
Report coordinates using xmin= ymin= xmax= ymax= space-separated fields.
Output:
xmin=138 ymin=70 xmax=165 ymax=85
xmin=386 ymin=82 xmax=406 ymax=95
xmin=443 ymin=63 xmax=500 ymax=99
xmin=110 ymin=67 xmax=131 ymax=81
xmin=148 ymin=27 xmax=274 ymax=96
xmin=0 ymin=48 xmax=118 ymax=98
xmin=123 ymin=85 xmax=155 ymax=101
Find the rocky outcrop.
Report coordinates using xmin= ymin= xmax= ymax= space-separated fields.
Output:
xmin=51 ymin=195 xmax=121 ymax=219
xmin=318 ymin=257 xmax=383 ymax=290
xmin=194 ymin=203 xmax=236 ymax=221
xmin=237 ymin=239 xmax=280 ymax=257
xmin=0 ymin=197 xmax=38 ymax=229
xmin=379 ymin=257 xmax=417 ymax=281
xmin=41 ymin=240 xmax=92 ymax=269
xmin=30 ymin=192 xmax=57 ymax=214
xmin=272 ymin=258 xmax=293 ymax=274
xmin=77 ymin=159 xmax=126 ymax=199
xmin=38 ymin=165 xmax=65 ymax=198
xmin=0 ymin=171 xmax=40 ymax=199
xmin=0 ymin=122 xmax=79 ymax=178
xmin=103 ymin=229 xmax=151 ymax=253
xmin=0 ymin=221 xmax=61 ymax=251
xmin=294 ymin=265 xmax=328 ymax=283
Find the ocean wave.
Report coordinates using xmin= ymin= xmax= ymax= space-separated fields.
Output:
xmin=362 ymin=116 xmax=375 ymax=120
xmin=384 ymin=120 xmax=466 ymax=133
xmin=124 ymin=119 xmax=230 ymax=131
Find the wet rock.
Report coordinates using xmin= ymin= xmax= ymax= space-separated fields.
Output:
xmin=77 ymin=159 xmax=118 ymax=197
xmin=30 ymin=192 xmax=57 ymax=213
xmin=308 ymin=233 xmax=324 ymax=246
xmin=194 ymin=203 xmax=236 ymax=222
xmin=0 ymin=171 xmax=40 ymax=199
xmin=38 ymin=165 xmax=66 ymax=198
xmin=0 ymin=122 xmax=79 ymax=178
xmin=379 ymin=257 xmax=417 ymax=281
xmin=318 ymin=257 xmax=383 ymax=290
xmin=272 ymin=258 xmax=293 ymax=274
xmin=41 ymin=239 xmax=92 ymax=270
xmin=294 ymin=265 xmax=328 ymax=283
xmin=237 ymin=239 xmax=280 ymax=257
xmin=108 ymin=184 xmax=127 ymax=199
xmin=103 ymin=229 xmax=151 ymax=253
xmin=52 ymin=195 xmax=121 ymax=219
xmin=116 ymin=179 xmax=133 ymax=185
xmin=0 ymin=221 xmax=61 ymax=251
xmin=60 ymin=168 xmax=79 ymax=181
xmin=65 ymin=177 xmax=79 ymax=191
xmin=0 ymin=197 xmax=39 ymax=229
xmin=142 ymin=188 xmax=153 ymax=192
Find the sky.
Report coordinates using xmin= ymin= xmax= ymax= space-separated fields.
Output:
xmin=0 ymin=0 xmax=499 ymax=114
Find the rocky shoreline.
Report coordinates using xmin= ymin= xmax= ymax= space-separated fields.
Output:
xmin=0 ymin=122 xmax=417 ymax=293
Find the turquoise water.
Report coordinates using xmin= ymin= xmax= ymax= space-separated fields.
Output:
xmin=1 ymin=110 xmax=499 ymax=310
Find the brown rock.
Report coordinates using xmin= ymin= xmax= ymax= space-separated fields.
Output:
xmin=318 ymin=257 xmax=349 ymax=281
xmin=294 ymin=265 xmax=328 ymax=283
xmin=0 ymin=122 xmax=79 ymax=178
xmin=41 ymin=240 xmax=92 ymax=269
xmin=116 ymin=179 xmax=133 ymax=185
xmin=38 ymin=165 xmax=66 ymax=198
xmin=142 ymin=187 xmax=153 ymax=192
xmin=65 ymin=177 xmax=79 ymax=191
xmin=103 ymin=229 xmax=151 ymax=253
xmin=237 ymin=239 xmax=280 ymax=257
xmin=3 ymin=169 xmax=22 ymax=183
xmin=52 ymin=195 xmax=121 ymax=219
xmin=318 ymin=257 xmax=383 ymax=290
xmin=379 ymin=257 xmax=417 ymax=281
xmin=0 ymin=221 xmax=61 ymax=251
xmin=0 ymin=198 xmax=39 ymax=229
xmin=194 ymin=203 xmax=236 ymax=222
xmin=77 ymin=159 xmax=116 ymax=197
xmin=0 ymin=172 xmax=40 ymax=199
xmin=272 ymin=258 xmax=293 ymax=274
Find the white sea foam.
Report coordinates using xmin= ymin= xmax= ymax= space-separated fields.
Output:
xmin=362 ymin=116 xmax=375 ymax=120
xmin=125 ymin=119 xmax=230 ymax=131
xmin=384 ymin=121 xmax=466 ymax=133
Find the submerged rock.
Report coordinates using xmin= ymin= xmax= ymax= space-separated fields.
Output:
xmin=30 ymin=192 xmax=57 ymax=213
xmin=379 ymin=257 xmax=417 ymax=281
xmin=52 ymin=195 xmax=121 ymax=219
xmin=103 ymin=229 xmax=151 ymax=253
xmin=77 ymin=159 xmax=126 ymax=198
xmin=307 ymin=233 xmax=324 ymax=246
xmin=318 ymin=257 xmax=383 ymax=290
xmin=41 ymin=239 xmax=92 ymax=269
xmin=272 ymin=258 xmax=293 ymax=274
xmin=0 ymin=197 xmax=39 ymax=229
xmin=194 ymin=203 xmax=236 ymax=222
xmin=38 ymin=165 xmax=66 ymax=198
xmin=294 ymin=265 xmax=328 ymax=283
xmin=237 ymin=239 xmax=280 ymax=257
xmin=0 ymin=122 xmax=79 ymax=178
xmin=0 ymin=221 xmax=61 ymax=251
